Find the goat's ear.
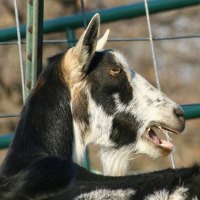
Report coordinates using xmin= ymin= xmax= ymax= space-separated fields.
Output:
xmin=96 ymin=29 xmax=110 ymax=51
xmin=73 ymin=13 xmax=100 ymax=72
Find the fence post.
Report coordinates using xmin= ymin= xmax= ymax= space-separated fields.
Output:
xmin=25 ymin=0 xmax=33 ymax=97
xmin=32 ymin=0 xmax=44 ymax=88
xmin=25 ymin=0 xmax=44 ymax=98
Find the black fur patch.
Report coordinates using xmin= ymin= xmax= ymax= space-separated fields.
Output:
xmin=1 ymin=53 xmax=74 ymax=176
xmin=110 ymin=112 xmax=140 ymax=148
xmin=87 ymin=50 xmax=133 ymax=115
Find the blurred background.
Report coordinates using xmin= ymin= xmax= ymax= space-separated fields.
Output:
xmin=0 ymin=0 xmax=199 ymax=173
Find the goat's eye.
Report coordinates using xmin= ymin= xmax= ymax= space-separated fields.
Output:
xmin=108 ymin=68 xmax=122 ymax=77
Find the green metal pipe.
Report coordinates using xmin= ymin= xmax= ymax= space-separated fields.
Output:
xmin=0 ymin=0 xmax=199 ymax=42
xmin=0 ymin=134 xmax=13 ymax=149
xmin=0 ymin=24 xmax=26 ymax=42
xmin=181 ymin=104 xmax=200 ymax=120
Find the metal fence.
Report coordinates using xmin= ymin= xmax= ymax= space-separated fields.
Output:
xmin=0 ymin=0 xmax=200 ymax=169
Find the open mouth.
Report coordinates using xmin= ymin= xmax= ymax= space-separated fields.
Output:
xmin=144 ymin=123 xmax=181 ymax=152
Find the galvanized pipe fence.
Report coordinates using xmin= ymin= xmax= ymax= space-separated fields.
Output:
xmin=0 ymin=0 xmax=200 ymax=169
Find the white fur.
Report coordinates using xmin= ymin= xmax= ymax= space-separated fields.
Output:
xmin=72 ymin=120 xmax=86 ymax=165
xmin=144 ymin=189 xmax=169 ymax=200
xmin=112 ymin=93 xmax=163 ymax=159
xmin=111 ymin=70 xmax=180 ymax=159
xmin=112 ymin=51 xmax=134 ymax=82
xmin=72 ymin=87 xmax=115 ymax=165
xmin=134 ymin=137 xmax=163 ymax=158
xmin=112 ymin=51 xmax=129 ymax=70
xmin=75 ymin=188 xmax=135 ymax=200
xmin=86 ymin=88 xmax=136 ymax=176
xmin=144 ymin=187 xmax=189 ymax=200
xmin=101 ymin=145 xmax=135 ymax=176
xmin=86 ymin=88 xmax=114 ymax=147
xmin=111 ymin=52 xmax=179 ymax=133
xmin=130 ymin=74 xmax=178 ymax=125
xmin=169 ymin=187 xmax=188 ymax=200
xmin=97 ymin=51 xmax=182 ymax=175
xmin=87 ymin=52 xmax=182 ymax=175
xmin=72 ymin=49 xmax=183 ymax=176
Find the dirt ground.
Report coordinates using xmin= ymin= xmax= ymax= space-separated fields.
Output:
xmin=0 ymin=0 xmax=200 ymax=173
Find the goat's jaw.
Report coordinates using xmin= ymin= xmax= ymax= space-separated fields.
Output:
xmin=136 ymin=122 xmax=182 ymax=158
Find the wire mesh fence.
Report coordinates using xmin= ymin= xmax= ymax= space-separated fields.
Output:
xmin=0 ymin=0 xmax=200 ymax=171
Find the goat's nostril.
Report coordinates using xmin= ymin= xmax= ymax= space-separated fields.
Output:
xmin=174 ymin=107 xmax=185 ymax=123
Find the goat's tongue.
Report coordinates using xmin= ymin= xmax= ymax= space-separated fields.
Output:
xmin=149 ymin=128 xmax=174 ymax=150
xmin=159 ymin=139 xmax=173 ymax=150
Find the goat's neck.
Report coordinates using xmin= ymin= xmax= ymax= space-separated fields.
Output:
xmin=9 ymin=57 xmax=74 ymax=161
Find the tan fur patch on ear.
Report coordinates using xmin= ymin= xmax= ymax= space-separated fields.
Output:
xmin=61 ymin=48 xmax=88 ymax=87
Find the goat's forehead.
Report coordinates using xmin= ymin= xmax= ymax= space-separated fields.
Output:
xmin=111 ymin=51 xmax=129 ymax=68
xmin=98 ymin=50 xmax=129 ymax=67
xmin=94 ymin=49 xmax=133 ymax=78
xmin=112 ymin=51 xmax=132 ymax=80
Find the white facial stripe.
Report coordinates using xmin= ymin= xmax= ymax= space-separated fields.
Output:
xmin=112 ymin=51 xmax=129 ymax=68
xmin=86 ymin=88 xmax=114 ymax=147
xmin=112 ymin=51 xmax=132 ymax=81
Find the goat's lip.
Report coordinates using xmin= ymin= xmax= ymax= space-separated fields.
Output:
xmin=143 ymin=123 xmax=181 ymax=152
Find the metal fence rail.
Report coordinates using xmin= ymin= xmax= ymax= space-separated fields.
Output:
xmin=1 ymin=34 xmax=200 ymax=46
xmin=0 ymin=0 xmax=200 ymax=42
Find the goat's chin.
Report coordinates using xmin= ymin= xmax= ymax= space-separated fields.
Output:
xmin=135 ymin=138 xmax=172 ymax=159
xmin=147 ymin=141 xmax=173 ymax=158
